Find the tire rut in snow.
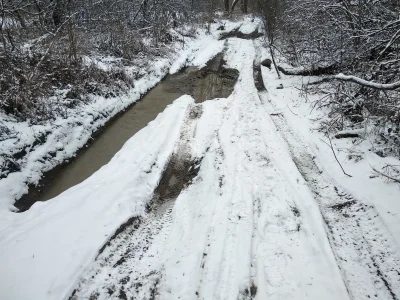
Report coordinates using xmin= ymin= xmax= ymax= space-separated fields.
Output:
xmin=70 ymin=201 xmax=173 ymax=300
xmin=252 ymin=40 xmax=266 ymax=92
xmin=253 ymin=62 xmax=266 ymax=92
xmin=70 ymin=105 xmax=204 ymax=300
xmin=260 ymin=93 xmax=400 ymax=300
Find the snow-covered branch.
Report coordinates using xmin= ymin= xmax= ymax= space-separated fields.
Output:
xmin=331 ymin=73 xmax=400 ymax=90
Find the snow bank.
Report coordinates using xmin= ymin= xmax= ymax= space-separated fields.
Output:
xmin=190 ymin=38 xmax=225 ymax=69
xmin=0 ymin=96 xmax=194 ymax=300
xmin=238 ymin=16 xmax=262 ymax=34
xmin=169 ymin=30 xmax=225 ymax=74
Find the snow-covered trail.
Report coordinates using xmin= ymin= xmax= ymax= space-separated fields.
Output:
xmin=71 ymin=38 xmax=351 ymax=300
xmin=1 ymin=18 xmax=400 ymax=300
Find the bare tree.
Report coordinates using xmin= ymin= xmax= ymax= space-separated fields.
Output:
xmin=0 ymin=0 xmax=204 ymax=120
xmin=255 ymin=0 xmax=284 ymax=78
xmin=224 ymin=0 xmax=229 ymax=12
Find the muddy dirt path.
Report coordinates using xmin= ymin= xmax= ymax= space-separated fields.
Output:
xmin=68 ymin=48 xmax=241 ymax=300
xmin=65 ymin=27 xmax=400 ymax=300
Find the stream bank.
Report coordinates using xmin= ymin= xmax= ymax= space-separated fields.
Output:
xmin=16 ymin=53 xmax=238 ymax=211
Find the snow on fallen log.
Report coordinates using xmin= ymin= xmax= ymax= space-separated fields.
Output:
xmin=332 ymin=73 xmax=400 ymax=90
xmin=335 ymin=129 xmax=364 ymax=139
xmin=277 ymin=64 xmax=336 ymax=76
xmin=277 ymin=64 xmax=400 ymax=90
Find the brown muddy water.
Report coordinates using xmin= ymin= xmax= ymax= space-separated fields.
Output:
xmin=16 ymin=59 xmax=238 ymax=210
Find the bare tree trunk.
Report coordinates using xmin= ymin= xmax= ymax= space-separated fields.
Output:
xmin=52 ymin=0 xmax=67 ymax=28
xmin=231 ymin=0 xmax=240 ymax=12
xmin=0 ymin=30 xmax=7 ymax=58
xmin=68 ymin=21 xmax=77 ymax=62
xmin=225 ymin=0 xmax=230 ymax=12
xmin=257 ymin=0 xmax=281 ymax=78
xmin=14 ymin=11 xmax=26 ymax=29
xmin=143 ymin=0 xmax=147 ymax=20
xmin=0 ymin=0 xmax=8 ymax=57
xmin=269 ymin=44 xmax=280 ymax=78
xmin=242 ymin=0 xmax=248 ymax=13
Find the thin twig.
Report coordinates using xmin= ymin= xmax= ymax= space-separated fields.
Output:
xmin=370 ymin=165 xmax=400 ymax=183
xmin=320 ymin=137 xmax=353 ymax=177
xmin=286 ymin=105 xmax=298 ymax=116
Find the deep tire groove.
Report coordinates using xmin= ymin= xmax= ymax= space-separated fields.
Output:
xmin=261 ymin=93 xmax=400 ymax=299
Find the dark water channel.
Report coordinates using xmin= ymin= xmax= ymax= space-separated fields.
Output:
xmin=17 ymin=59 xmax=238 ymax=210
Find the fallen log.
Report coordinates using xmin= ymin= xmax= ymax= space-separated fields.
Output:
xmin=277 ymin=64 xmax=336 ymax=76
xmin=280 ymin=64 xmax=400 ymax=90
xmin=335 ymin=132 xmax=360 ymax=139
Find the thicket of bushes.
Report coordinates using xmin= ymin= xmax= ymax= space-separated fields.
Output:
xmin=0 ymin=0 xmax=216 ymax=121
xmin=255 ymin=0 xmax=400 ymax=158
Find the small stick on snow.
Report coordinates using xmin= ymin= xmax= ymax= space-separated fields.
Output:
xmin=320 ymin=137 xmax=353 ymax=177
xmin=286 ymin=105 xmax=298 ymax=116
xmin=370 ymin=166 xmax=400 ymax=183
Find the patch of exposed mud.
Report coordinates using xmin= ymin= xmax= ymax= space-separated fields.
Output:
xmin=219 ymin=27 xmax=263 ymax=40
xmin=237 ymin=282 xmax=258 ymax=300
xmin=164 ymin=53 xmax=239 ymax=103
xmin=150 ymin=154 xmax=202 ymax=208
xmin=150 ymin=104 xmax=203 ymax=206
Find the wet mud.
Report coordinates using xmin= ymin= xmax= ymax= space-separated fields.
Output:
xmin=163 ymin=53 xmax=239 ymax=103
xmin=219 ymin=27 xmax=263 ymax=40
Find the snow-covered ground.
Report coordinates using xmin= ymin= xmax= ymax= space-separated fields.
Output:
xmin=258 ymin=53 xmax=400 ymax=299
xmin=1 ymin=17 xmax=399 ymax=300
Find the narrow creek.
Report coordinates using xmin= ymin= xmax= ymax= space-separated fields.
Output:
xmin=16 ymin=54 xmax=238 ymax=211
